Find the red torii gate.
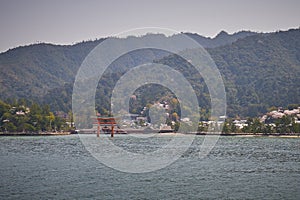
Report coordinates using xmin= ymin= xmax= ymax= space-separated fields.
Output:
xmin=96 ymin=117 xmax=117 ymax=137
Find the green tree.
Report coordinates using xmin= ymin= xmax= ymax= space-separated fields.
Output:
xmin=3 ymin=122 xmax=17 ymax=132
xmin=48 ymin=112 xmax=55 ymax=131
xmin=0 ymin=100 xmax=10 ymax=117
xmin=222 ymin=122 xmax=230 ymax=134
xmin=291 ymin=121 xmax=300 ymax=133
xmin=23 ymin=123 xmax=36 ymax=132
xmin=275 ymin=116 xmax=292 ymax=134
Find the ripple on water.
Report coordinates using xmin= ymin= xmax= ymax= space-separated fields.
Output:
xmin=0 ymin=135 xmax=299 ymax=199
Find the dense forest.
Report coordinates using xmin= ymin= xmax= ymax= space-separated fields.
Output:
xmin=0 ymin=28 xmax=299 ymax=118
xmin=0 ymin=99 xmax=70 ymax=133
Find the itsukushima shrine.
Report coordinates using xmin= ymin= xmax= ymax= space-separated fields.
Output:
xmin=96 ymin=117 xmax=117 ymax=137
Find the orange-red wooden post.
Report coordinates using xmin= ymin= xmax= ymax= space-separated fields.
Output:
xmin=96 ymin=117 xmax=116 ymax=137
xmin=111 ymin=120 xmax=114 ymax=137
xmin=97 ymin=118 xmax=100 ymax=137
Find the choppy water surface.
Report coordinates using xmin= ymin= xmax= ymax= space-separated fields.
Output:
xmin=0 ymin=135 xmax=299 ymax=199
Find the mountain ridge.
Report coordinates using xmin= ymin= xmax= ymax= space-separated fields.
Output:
xmin=0 ymin=30 xmax=255 ymax=101
xmin=0 ymin=28 xmax=299 ymax=117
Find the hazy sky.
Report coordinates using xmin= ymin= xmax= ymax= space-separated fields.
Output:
xmin=0 ymin=0 xmax=299 ymax=53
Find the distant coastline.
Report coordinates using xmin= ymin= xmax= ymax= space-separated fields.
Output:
xmin=1 ymin=132 xmax=299 ymax=138
xmin=0 ymin=132 xmax=71 ymax=136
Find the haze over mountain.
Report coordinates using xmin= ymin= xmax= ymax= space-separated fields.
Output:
xmin=0 ymin=29 xmax=299 ymax=117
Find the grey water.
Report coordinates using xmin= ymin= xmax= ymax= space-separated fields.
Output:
xmin=0 ymin=135 xmax=299 ymax=200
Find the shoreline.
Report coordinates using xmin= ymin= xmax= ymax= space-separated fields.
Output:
xmin=195 ymin=132 xmax=300 ymax=138
xmin=0 ymin=132 xmax=71 ymax=136
xmin=0 ymin=132 xmax=299 ymax=138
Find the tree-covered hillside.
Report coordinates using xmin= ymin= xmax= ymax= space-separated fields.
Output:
xmin=0 ymin=29 xmax=299 ymax=117
xmin=0 ymin=31 xmax=255 ymax=101
xmin=0 ymin=39 xmax=103 ymax=100
xmin=209 ymin=28 xmax=300 ymax=116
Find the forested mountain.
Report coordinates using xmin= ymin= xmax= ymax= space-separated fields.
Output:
xmin=0 ymin=40 xmax=103 ymax=100
xmin=209 ymin=29 xmax=300 ymax=116
xmin=0 ymin=29 xmax=299 ymax=117
xmin=158 ymin=28 xmax=300 ymax=117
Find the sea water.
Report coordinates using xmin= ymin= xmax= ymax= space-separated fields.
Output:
xmin=0 ymin=135 xmax=299 ymax=199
